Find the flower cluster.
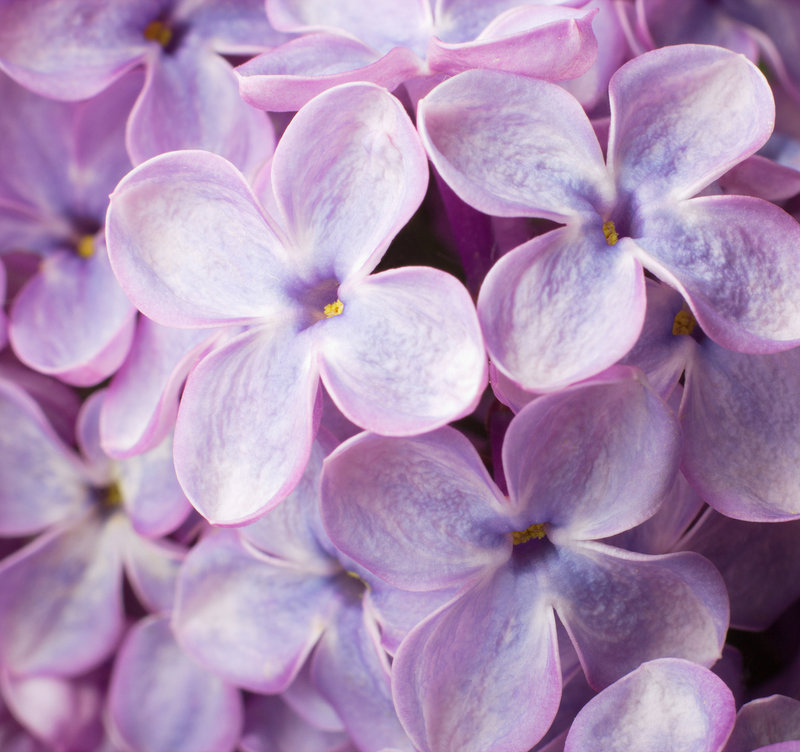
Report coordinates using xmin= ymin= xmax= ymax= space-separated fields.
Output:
xmin=1 ymin=1 xmax=800 ymax=751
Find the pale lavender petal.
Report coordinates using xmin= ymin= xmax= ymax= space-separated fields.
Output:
xmin=241 ymin=694 xmax=349 ymax=752
xmin=564 ymin=658 xmax=735 ymax=752
xmin=311 ymin=598 xmax=414 ymax=751
xmin=428 ymin=5 xmax=598 ymax=81
xmin=608 ymin=45 xmax=774 ymax=205
xmin=725 ymin=696 xmax=800 ymax=752
xmin=9 ymin=243 xmax=137 ymax=386
xmin=633 ymin=196 xmax=800 ymax=352
xmin=267 ymin=0 xmax=431 ymax=56
xmin=478 ymin=228 xmax=645 ymax=391
xmin=107 ymin=150 xmax=291 ymax=328
xmin=108 ymin=616 xmax=242 ymax=752
xmin=127 ymin=40 xmax=276 ymax=177
xmin=679 ymin=511 xmax=800 ymax=631
xmin=181 ymin=0 xmax=287 ymax=52
xmin=74 ymin=390 xmax=115 ymax=485
xmin=282 ymin=660 xmax=345 ymax=732
xmin=321 ymin=428 xmax=510 ymax=592
xmin=272 ymin=83 xmax=428 ymax=282
xmin=173 ymin=325 xmax=318 ymax=525
xmin=123 ymin=530 xmax=186 ymax=614
xmin=503 ymin=372 xmax=680 ymax=539
xmin=0 ymin=0 xmax=151 ymax=100
xmin=100 ymin=318 xmax=217 ymax=458
xmin=0 ymin=379 xmax=92 ymax=536
xmin=549 ymin=542 xmax=728 ymax=689
xmin=419 ymin=69 xmax=615 ymax=222
xmin=319 ymin=267 xmax=486 ymax=434
xmin=0 ymin=515 xmax=125 ymax=676
xmin=681 ymin=342 xmax=800 ymax=520
xmin=237 ymin=35 xmax=424 ymax=112
xmin=718 ymin=154 xmax=800 ymax=202
xmin=174 ymin=532 xmax=341 ymax=693
xmin=393 ymin=562 xmax=560 ymax=752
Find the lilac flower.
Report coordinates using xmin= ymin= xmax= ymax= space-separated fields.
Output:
xmin=107 ymin=82 xmax=487 ymax=525
xmin=237 ymin=0 xmax=599 ymax=111
xmin=321 ymin=371 xmax=728 ymax=751
xmin=0 ymin=0 xmax=281 ymax=170
xmin=418 ymin=44 xmax=800 ymax=391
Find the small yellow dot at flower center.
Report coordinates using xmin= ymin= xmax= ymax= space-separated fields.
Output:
xmin=512 ymin=523 xmax=547 ymax=545
xmin=672 ymin=307 xmax=697 ymax=336
xmin=323 ymin=299 xmax=344 ymax=318
xmin=76 ymin=235 xmax=95 ymax=258
xmin=104 ymin=482 xmax=123 ymax=509
xmin=602 ymin=220 xmax=618 ymax=246
xmin=144 ymin=20 xmax=172 ymax=47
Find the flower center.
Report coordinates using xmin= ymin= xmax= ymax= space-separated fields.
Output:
xmin=144 ymin=19 xmax=173 ymax=47
xmin=323 ymin=299 xmax=344 ymax=318
xmin=103 ymin=482 xmax=123 ymax=509
xmin=672 ymin=307 xmax=697 ymax=336
xmin=511 ymin=523 xmax=547 ymax=545
xmin=602 ymin=220 xmax=619 ymax=246
xmin=76 ymin=234 xmax=95 ymax=259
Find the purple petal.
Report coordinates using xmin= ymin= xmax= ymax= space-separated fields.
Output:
xmin=681 ymin=342 xmax=800 ymax=520
xmin=237 ymin=34 xmax=424 ymax=112
xmin=108 ymin=616 xmax=243 ymax=752
xmin=564 ymin=658 xmax=735 ymax=752
xmin=173 ymin=325 xmax=319 ymax=525
xmin=419 ymin=69 xmax=614 ymax=222
xmin=634 ymin=196 xmax=800 ymax=352
xmin=608 ymin=45 xmax=774 ymax=205
xmin=107 ymin=150 xmax=291 ymax=328
xmin=271 ymin=83 xmax=428 ymax=282
xmin=503 ymin=372 xmax=680 ymax=540
xmin=174 ymin=531 xmax=341 ymax=693
xmin=725 ymin=695 xmax=800 ymax=752
xmin=321 ymin=428 xmax=510 ymax=592
xmin=549 ymin=542 xmax=728 ymax=689
xmin=180 ymin=0 xmax=288 ymax=52
xmin=127 ymin=41 xmax=276 ymax=176
xmin=392 ymin=562 xmax=560 ymax=752
xmin=123 ymin=530 xmax=186 ymax=615
xmin=478 ymin=228 xmax=645 ymax=391
xmin=319 ymin=267 xmax=486 ymax=434
xmin=428 ymin=5 xmax=598 ymax=81
xmin=0 ymin=515 xmax=125 ymax=676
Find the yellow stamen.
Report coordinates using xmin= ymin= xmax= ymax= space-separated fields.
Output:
xmin=672 ymin=307 xmax=697 ymax=336
xmin=602 ymin=220 xmax=618 ymax=246
xmin=345 ymin=570 xmax=370 ymax=591
xmin=511 ymin=523 xmax=547 ymax=545
xmin=76 ymin=234 xmax=95 ymax=259
xmin=144 ymin=20 xmax=172 ymax=47
xmin=323 ymin=299 xmax=344 ymax=318
xmin=104 ymin=483 xmax=123 ymax=509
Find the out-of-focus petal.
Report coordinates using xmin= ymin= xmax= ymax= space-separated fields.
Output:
xmin=393 ymin=561 xmax=560 ymax=752
xmin=123 ymin=529 xmax=186 ymax=615
xmin=418 ymin=69 xmax=614 ymax=222
xmin=107 ymin=150 xmax=291 ymax=328
xmin=478 ymin=228 xmax=644 ymax=391
xmin=549 ymin=542 xmax=728 ymax=689
xmin=108 ymin=616 xmax=243 ymax=752
xmin=724 ymin=695 xmax=800 ymax=752
xmin=564 ymin=658 xmax=735 ymax=752
xmin=503 ymin=372 xmax=680 ymax=540
xmin=633 ymin=196 xmax=800 ymax=352
xmin=319 ymin=267 xmax=486 ymax=434
xmin=173 ymin=325 xmax=318 ymax=525
xmin=608 ymin=45 xmax=773 ymax=206
xmin=321 ymin=428 xmax=510 ymax=592
xmin=180 ymin=0 xmax=288 ymax=52
xmin=271 ymin=83 xmax=428 ymax=283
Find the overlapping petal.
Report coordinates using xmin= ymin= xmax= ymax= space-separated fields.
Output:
xmin=419 ymin=69 xmax=614 ymax=222
xmin=319 ymin=267 xmax=486 ymax=434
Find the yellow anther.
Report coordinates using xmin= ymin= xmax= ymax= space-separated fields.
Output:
xmin=512 ymin=523 xmax=547 ymax=545
xmin=672 ymin=307 xmax=697 ymax=336
xmin=104 ymin=483 xmax=123 ymax=509
xmin=345 ymin=570 xmax=370 ymax=592
xmin=76 ymin=234 xmax=95 ymax=259
xmin=323 ymin=299 xmax=344 ymax=318
xmin=602 ymin=220 xmax=619 ymax=246
xmin=144 ymin=20 xmax=173 ymax=47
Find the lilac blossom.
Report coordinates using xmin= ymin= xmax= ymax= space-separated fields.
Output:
xmin=418 ymin=44 xmax=800 ymax=391
xmin=321 ymin=371 xmax=728 ymax=752
xmin=107 ymin=82 xmax=486 ymax=525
